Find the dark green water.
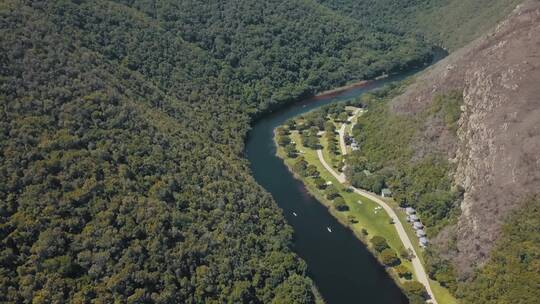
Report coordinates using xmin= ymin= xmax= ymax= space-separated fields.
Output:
xmin=245 ymin=50 xmax=446 ymax=304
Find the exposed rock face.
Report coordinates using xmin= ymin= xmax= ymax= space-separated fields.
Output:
xmin=391 ymin=0 xmax=540 ymax=275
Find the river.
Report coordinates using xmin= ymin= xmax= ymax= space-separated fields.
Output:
xmin=245 ymin=50 xmax=446 ymax=304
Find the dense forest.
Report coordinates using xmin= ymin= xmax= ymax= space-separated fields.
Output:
xmin=317 ymin=0 xmax=522 ymax=50
xmin=0 ymin=0 xmax=434 ymax=302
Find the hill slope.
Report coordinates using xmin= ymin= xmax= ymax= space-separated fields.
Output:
xmin=317 ymin=0 xmax=522 ymax=50
xmin=346 ymin=1 xmax=539 ymax=302
xmin=0 ymin=0 xmax=433 ymax=302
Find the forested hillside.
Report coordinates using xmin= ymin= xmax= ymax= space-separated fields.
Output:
xmin=0 ymin=0 xmax=434 ymax=302
xmin=317 ymin=0 xmax=522 ymax=50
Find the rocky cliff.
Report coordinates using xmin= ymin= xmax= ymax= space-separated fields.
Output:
xmin=390 ymin=0 xmax=540 ymax=275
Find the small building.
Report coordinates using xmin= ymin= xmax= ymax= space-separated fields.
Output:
xmin=381 ymin=188 xmax=392 ymax=197
xmin=416 ymin=229 xmax=426 ymax=237
xmin=419 ymin=237 xmax=428 ymax=247
xmin=413 ymin=222 xmax=424 ymax=230
xmin=362 ymin=169 xmax=372 ymax=176
xmin=351 ymin=142 xmax=359 ymax=151
xmin=405 ymin=207 xmax=416 ymax=215
xmin=409 ymin=214 xmax=419 ymax=222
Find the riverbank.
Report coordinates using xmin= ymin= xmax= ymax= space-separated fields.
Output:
xmin=273 ymin=109 xmax=458 ymax=304
xmin=315 ymin=80 xmax=371 ymax=99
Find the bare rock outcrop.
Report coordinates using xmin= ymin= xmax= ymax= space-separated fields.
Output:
xmin=390 ymin=0 xmax=540 ymax=275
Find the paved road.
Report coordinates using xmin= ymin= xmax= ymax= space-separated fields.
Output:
xmin=317 ymin=127 xmax=438 ymax=303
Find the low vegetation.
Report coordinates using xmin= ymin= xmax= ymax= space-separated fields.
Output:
xmin=317 ymin=0 xmax=522 ymax=50
xmin=457 ymin=198 xmax=540 ymax=303
xmin=346 ymin=84 xmax=463 ymax=236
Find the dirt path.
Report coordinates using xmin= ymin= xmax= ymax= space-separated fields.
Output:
xmin=316 ymin=147 xmax=437 ymax=303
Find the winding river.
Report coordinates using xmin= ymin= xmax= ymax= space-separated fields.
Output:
xmin=245 ymin=50 xmax=446 ymax=304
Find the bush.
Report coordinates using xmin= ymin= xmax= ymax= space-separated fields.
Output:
xmin=325 ymin=185 xmax=339 ymax=199
xmin=285 ymin=144 xmax=297 ymax=158
xmin=347 ymin=215 xmax=358 ymax=223
xmin=276 ymin=126 xmax=289 ymax=136
xmin=306 ymin=165 xmax=319 ymax=178
xmin=334 ymin=197 xmax=348 ymax=211
xmin=399 ymin=248 xmax=411 ymax=260
xmin=361 ymin=228 xmax=368 ymax=236
xmin=403 ymin=281 xmax=428 ymax=300
xmin=293 ymin=158 xmax=308 ymax=176
xmin=370 ymin=236 xmax=389 ymax=252
xmin=379 ymin=248 xmax=400 ymax=266
xmin=285 ymin=119 xmax=297 ymax=130
xmin=277 ymin=135 xmax=291 ymax=146
xmin=394 ymin=265 xmax=412 ymax=279
xmin=313 ymin=178 xmax=326 ymax=189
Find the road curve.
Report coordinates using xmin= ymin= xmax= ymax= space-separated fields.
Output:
xmin=316 ymin=149 xmax=437 ymax=303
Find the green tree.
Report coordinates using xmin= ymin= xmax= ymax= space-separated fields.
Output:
xmin=285 ymin=144 xmax=298 ymax=158
xmin=395 ymin=265 xmax=412 ymax=279
xmin=334 ymin=197 xmax=348 ymax=211
xmin=370 ymin=236 xmax=389 ymax=252
xmin=313 ymin=178 xmax=327 ymax=189
xmin=379 ymin=249 xmax=400 ymax=266
xmin=306 ymin=165 xmax=319 ymax=178
xmin=325 ymin=185 xmax=339 ymax=199
xmin=277 ymin=135 xmax=291 ymax=147
xmin=403 ymin=281 xmax=428 ymax=300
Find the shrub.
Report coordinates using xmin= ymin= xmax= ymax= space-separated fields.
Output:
xmin=334 ymin=197 xmax=348 ymax=211
xmin=313 ymin=178 xmax=326 ymax=189
xmin=277 ymin=135 xmax=291 ymax=146
xmin=285 ymin=144 xmax=297 ymax=158
xmin=395 ymin=265 xmax=412 ymax=279
xmin=293 ymin=158 xmax=308 ymax=176
xmin=403 ymin=281 xmax=428 ymax=300
xmin=276 ymin=126 xmax=289 ymax=136
xmin=306 ymin=165 xmax=319 ymax=178
xmin=370 ymin=236 xmax=389 ymax=252
xmin=380 ymin=248 xmax=400 ymax=266
xmin=325 ymin=185 xmax=339 ymax=199
xmin=399 ymin=248 xmax=411 ymax=260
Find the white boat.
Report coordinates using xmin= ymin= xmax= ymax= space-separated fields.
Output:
xmin=327 ymin=227 xmax=332 ymax=232
xmin=292 ymin=212 xmax=297 ymax=217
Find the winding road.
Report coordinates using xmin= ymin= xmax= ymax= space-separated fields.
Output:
xmin=316 ymin=110 xmax=438 ymax=303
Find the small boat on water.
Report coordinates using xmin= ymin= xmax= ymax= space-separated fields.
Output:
xmin=292 ymin=212 xmax=297 ymax=217
xmin=327 ymin=227 xmax=332 ymax=232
